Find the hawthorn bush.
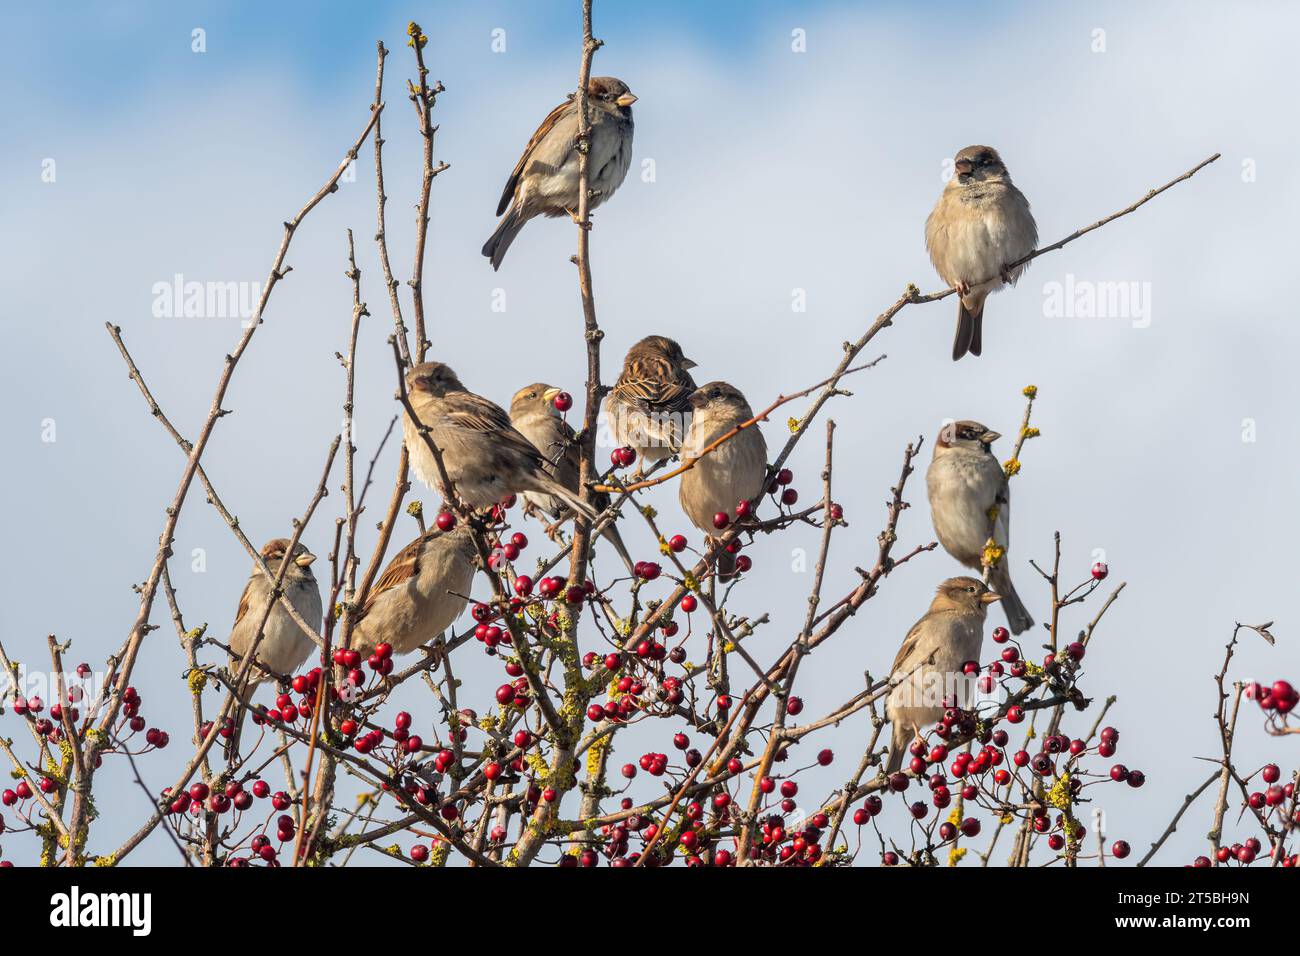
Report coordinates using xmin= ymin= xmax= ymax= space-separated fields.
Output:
xmin=0 ymin=10 xmax=1293 ymax=869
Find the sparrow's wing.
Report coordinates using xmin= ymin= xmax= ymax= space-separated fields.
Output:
xmin=442 ymin=394 xmax=548 ymax=465
xmin=890 ymin=618 xmax=928 ymax=676
xmin=975 ymin=449 xmax=1012 ymax=549
xmin=231 ymin=580 xmax=254 ymax=632
xmin=994 ymin=470 xmax=1012 ymax=550
xmin=228 ymin=577 xmax=260 ymax=662
xmin=496 ymin=96 xmax=576 ymax=216
xmin=357 ymin=534 xmax=429 ymax=622
xmin=613 ymin=358 xmax=697 ymax=414
xmin=440 ymin=392 xmax=517 ymax=433
xmin=551 ymin=420 xmax=583 ymax=490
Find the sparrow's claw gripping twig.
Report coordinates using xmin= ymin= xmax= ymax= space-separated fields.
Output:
xmin=955 ymin=280 xmax=972 ymax=298
xmin=1000 ymin=263 xmax=1015 ymax=285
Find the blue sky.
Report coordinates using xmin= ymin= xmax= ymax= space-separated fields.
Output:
xmin=2 ymin=1 xmax=1298 ymax=867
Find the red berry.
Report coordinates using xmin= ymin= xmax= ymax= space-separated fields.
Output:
xmin=435 ymin=511 xmax=456 ymax=532
xmin=1091 ymin=562 xmax=1108 ymax=580
xmin=668 ymin=534 xmax=688 ymax=553
xmin=552 ymin=391 xmax=573 ymax=412
xmin=712 ymin=512 xmax=730 ymax=530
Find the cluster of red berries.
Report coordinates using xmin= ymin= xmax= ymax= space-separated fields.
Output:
xmin=223 ymin=804 xmax=298 ymax=865
xmin=1247 ymin=679 xmax=1298 ymax=714
xmin=769 ymin=467 xmax=798 ymax=507
xmin=246 ymin=670 xmax=324 ymax=726
xmin=11 ymin=686 xmax=96 ymax=748
xmin=494 ymin=676 xmax=531 ymax=709
xmin=115 ymin=685 xmax=170 ymax=749
xmin=1245 ymin=763 xmax=1291 ymax=812
xmin=1193 ymin=837 xmax=1275 ymax=867
xmin=487 ymin=531 xmax=529 ymax=569
xmin=861 ymin=714 xmax=1140 ymax=862
xmin=351 ymin=710 xmax=427 ymax=756
xmin=165 ymin=777 xmax=287 ymax=819
xmin=2 ymin=780 xmax=39 ymax=806
xmin=750 ymin=810 xmax=826 ymax=866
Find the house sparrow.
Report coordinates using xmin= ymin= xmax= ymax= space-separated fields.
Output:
xmin=349 ymin=526 xmax=478 ymax=658
xmin=482 ymin=76 xmax=637 ymax=270
xmin=403 ymin=361 xmax=599 ymax=521
xmin=925 ymin=145 xmax=1037 ymax=360
xmin=226 ymin=538 xmax=322 ymax=759
xmin=678 ymin=382 xmax=767 ymax=579
xmin=509 ymin=383 xmax=635 ymax=573
xmin=604 ymin=335 xmax=698 ymax=465
xmin=926 ymin=420 xmax=1034 ymax=635
xmin=884 ymin=576 xmax=1001 ymax=774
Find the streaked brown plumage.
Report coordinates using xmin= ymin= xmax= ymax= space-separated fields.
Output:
xmin=402 ymin=362 xmax=598 ymax=521
xmin=926 ymin=145 xmax=1037 ymax=360
xmin=884 ymin=576 xmax=1000 ymax=774
xmin=226 ymin=538 xmax=322 ymax=760
xmin=483 ymin=76 xmax=636 ymax=270
xmin=678 ymin=381 xmax=767 ymax=580
xmin=349 ymin=527 xmax=477 ymax=659
xmin=927 ymin=420 xmax=1033 ymax=634
xmin=509 ymin=383 xmax=635 ymax=573
xmin=604 ymin=336 xmax=698 ymax=464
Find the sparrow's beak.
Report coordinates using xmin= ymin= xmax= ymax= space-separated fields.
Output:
xmin=681 ymin=357 xmax=698 ymax=370
xmin=980 ymin=591 xmax=1003 ymax=605
xmin=542 ymin=387 xmax=562 ymax=403
xmin=295 ymin=553 xmax=317 ymax=568
xmin=954 ymin=159 xmax=973 ymax=177
xmin=615 ymin=92 xmax=638 ymax=107
xmin=980 ymin=430 xmax=1002 ymax=444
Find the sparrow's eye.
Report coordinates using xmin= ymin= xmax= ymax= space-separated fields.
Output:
xmin=966 ymin=585 xmax=977 ymax=593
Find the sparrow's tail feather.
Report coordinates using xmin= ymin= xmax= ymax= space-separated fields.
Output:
xmin=991 ymin=564 xmax=1034 ymax=635
xmin=482 ymin=206 xmax=525 ymax=271
xmin=968 ymin=306 xmax=984 ymax=357
xmin=542 ymin=479 xmax=600 ymax=522
xmin=952 ymin=299 xmax=984 ymax=360
xmin=884 ymin=721 xmax=909 ymax=775
xmin=710 ymin=536 xmax=738 ymax=581
xmin=225 ymin=708 xmax=244 ymax=762
xmin=601 ymin=522 xmax=637 ymax=575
